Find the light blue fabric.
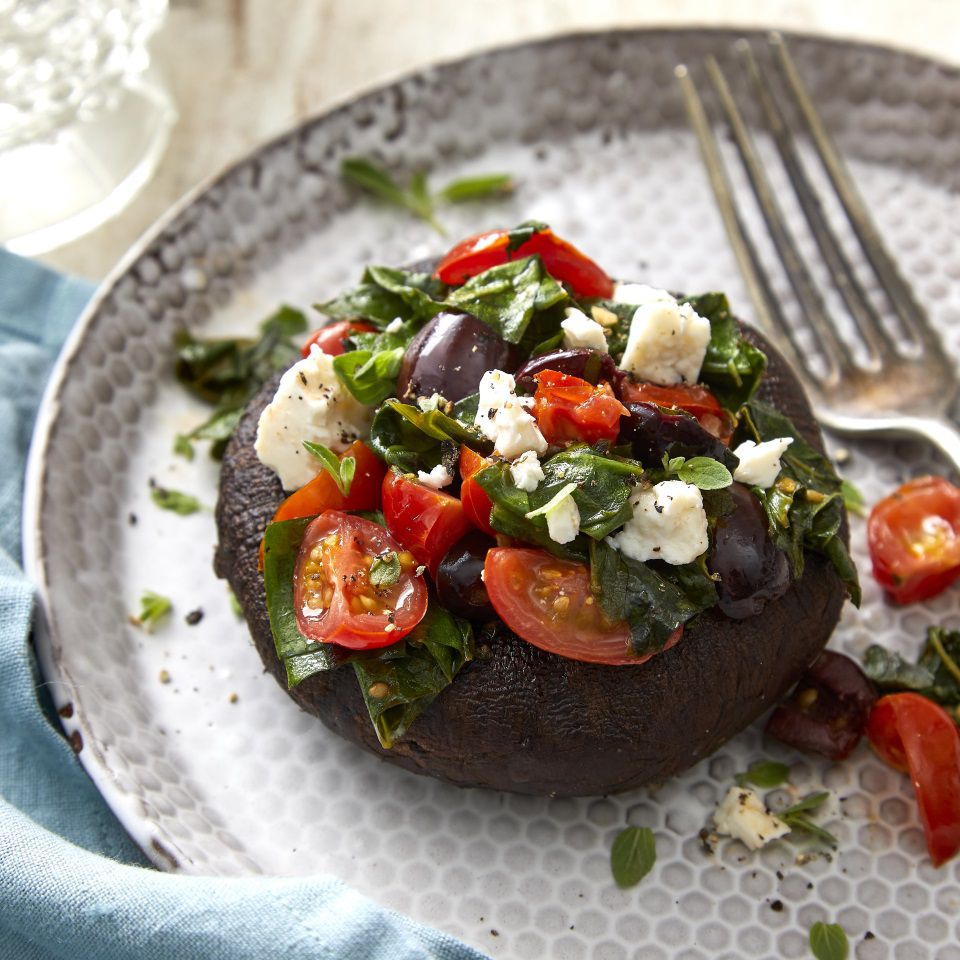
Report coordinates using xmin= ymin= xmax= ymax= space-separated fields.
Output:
xmin=0 ymin=250 xmax=488 ymax=960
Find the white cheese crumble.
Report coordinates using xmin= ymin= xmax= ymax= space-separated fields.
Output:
xmin=526 ymin=483 xmax=581 ymax=545
xmin=384 ymin=317 xmax=404 ymax=334
xmin=416 ymin=463 xmax=453 ymax=490
xmin=510 ymin=451 xmax=544 ymax=492
xmin=474 ymin=369 xmax=547 ymax=460
xmin=713 ymin=786 xmax=790 ymax=851
xmin=608 ymin=479 xmax=708 ymax=565
xmin=612 ymin=283 xmax=675 ymax=306
xmin=617 ymin=287 xmax=711 ymax=385
xmin=561 ymin=307 xmax=608 ymax=353
xmin=254 ymin=346 xmax=373 ymax=491
xmin=733 ymin=437 xmax=794 ymax=489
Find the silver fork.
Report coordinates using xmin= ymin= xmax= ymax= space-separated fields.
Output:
xmin=675 ymin=33 xmax=960 ymax=474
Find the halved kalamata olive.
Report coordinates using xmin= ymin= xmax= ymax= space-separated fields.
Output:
xmin=514 ymin=349 xmax=624 ymax=394
xmin=765 ymin=651 xmax=878 ymax=760
xmin=619 ymin=402 xmax=739 ymax=470
xmin=708 ymin=482 xmax=790 ymax=618
xmin=396 ymin=311 xmax=522 ymax=403
xmin=435 ymin=531 xmax=496 ymax=621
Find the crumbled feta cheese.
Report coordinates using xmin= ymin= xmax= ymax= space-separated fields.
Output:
xmin=475 ymin=369 xmax=520 ymax=442
xmin=609 ymin=479 xmax=708 ymax=565
xmin=255 ymin=346 xmax=373 ymax=491
xmin=713 ymin=786 xmax=790 ymax=851
xmin=510 ymin=451 xmax=545 ymax=492
xmin=733 ymin=437 xmax=794 ymax=489
xmin=493 ymin=402 xmax=548 ymax=460
xmin=417 ymin=463 xmax=453 ymax=490
xmin=612 ymin=283 xmax=675 ymax=306
xmin=384 ymin=317 xmax=404 ymax=334
xmin=546 ymin=493 xmax=580 ymax=545
xmin=417 ymin=392 xmax=447 ymax=413
xmin=561 ymin=307 xmax=608 ymax=353
xmin=618 ymin=291 xmax=711 ymax=385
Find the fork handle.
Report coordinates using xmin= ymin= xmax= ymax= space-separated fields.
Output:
xmin=824 ymin=414 xmax=960 ymax=478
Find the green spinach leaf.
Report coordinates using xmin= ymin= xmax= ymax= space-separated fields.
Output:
xmin=588 ymin=539 xmax=718 ymax=657
xmin=445 ymin=255 xmax=568 ymax=346
xmin=174 ymin=305 xmax=307 ymax=459
xmin=863 ymin=628 xmax=960 ymax=712
xmin=735 ymin=400 xmax=860 ymax=605
xmin=687 ymin=292 xmax=767 ymax=411
xmin=316 ymin=266 xmax=447 ymax=328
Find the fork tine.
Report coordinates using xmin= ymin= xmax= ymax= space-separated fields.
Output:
xmin=674 ymin=64 xmax=820 ymax=383
xmin=736 ymin=40 xmax=900 ymax=367
xmin=769 ymin=33 xmax=941 ymax=353
xmin=704 ymin=55 xmax=856 ymax=381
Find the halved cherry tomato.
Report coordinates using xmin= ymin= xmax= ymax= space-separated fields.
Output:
xmin=532 ymin=369 xmax=629 ymax=446
xmin=434 ymin=226 xmax=614 ymax=299
xmin=382 ymin=468 xmax=473 ymax=577
xmin=867 ymin=476 xmax=960 ymax=604
xmin=619 ymin=380 xmax=733 ymax=443
xmin=294 ymin=510 xmax=427 ymax=649
xmin=459 ymin=445 xmax=496 ymax=537
xmin=483 ymin=547 xmax=683 ymax=665
xmin=259 ymin=441 xmax=386 ymax=568
xmin=301 ymin=320 xmax=376 ymax=358
xmin=867 ymin=693 xmax=960 ymax=867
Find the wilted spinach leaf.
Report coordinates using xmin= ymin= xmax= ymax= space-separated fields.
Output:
xmin=863 ymin=627 xmax=960 ymax=712
xmin=735 ymin=400 xmax=860 ymax=605
xmin=316 ymin=266 xmax=447 ymax=328
xmin=588 ymin=539 xmax=718 ymax=657
xmin=174 ymin=305 xmax=307 ymax=459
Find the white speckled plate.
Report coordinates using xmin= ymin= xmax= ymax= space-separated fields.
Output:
xmin=24 ymin=29 xmax=960 ymax=960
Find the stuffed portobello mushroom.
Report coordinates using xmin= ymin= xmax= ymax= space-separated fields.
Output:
xmin=214 ymin=223 xmax=858 ymax=797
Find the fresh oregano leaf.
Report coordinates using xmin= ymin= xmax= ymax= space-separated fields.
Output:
xmin=303 ymin=440 xmax=355 ymax=497
xmin=677 ymin=456 xmax=733 ymax=490
xmin=438 ymin=173 xmax=514 ymax=203
xmin=340 ymin=157 xmax=408 ymax=206
xmin=134 ymin=591 xmax=173 ymax=633
xmin=369 ymin=551 xmax=401 ymax=588
xmin=610 ymin=826 xmax=657 ymax=889
xmin=781 ymin=792 xmax=837 ymax=846
xmin=150 ymin=484 xmax=202 ymax=516
xmin=809 ymin=921 xmax=849 ymax=960
xmin=735 ymin=760 xmax=791 ymax=789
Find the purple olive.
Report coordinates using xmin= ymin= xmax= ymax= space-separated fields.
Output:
xmin=514 ymin=349 xmax=624 ymax=394
xmin=619 ymin=402 xmax=738 ymax=470
xmin=396 ymin=311 xmax=522 ymax=403
xmin=435 ymin=531 xmax=496 ymax=621
xmin=765 ymin=651 xmax=878 ymax=760
xmin=708 ymin=482 xmax=790 ymax=619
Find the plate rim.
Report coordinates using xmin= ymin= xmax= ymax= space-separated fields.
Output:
xmin=21 ymin=24 xmax=960 ymax=874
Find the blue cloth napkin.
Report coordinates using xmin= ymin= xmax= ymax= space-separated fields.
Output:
xmin=0 ymin=250 xmax=488 ymax=960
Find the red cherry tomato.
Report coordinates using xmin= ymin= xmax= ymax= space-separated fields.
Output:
xmin=259 ymin=441 xmax=385 ymax=569
xmin=434 ymin=226 xmax=614 ymax=299
xmin=382 ymin=468 xmax=473 ymax=577
xmin=459 ymin=446 xmax=496 ymax=537
xmin=483 ymin=547 xmax=683 ymax=665
xmin=619 ymin=380 xmax=733 ymax=443
xmin=302 ymin=320 xmax=376 ymax=358
xmin=294 ymin=510 xmax=427 ymax=649
xmin=532 ymin=369 xmax=629 ymax=446
xmin=867 ymin=476 xmax=960 ymax=604
xmin=867 ymin=693 xmax=960 ymax=867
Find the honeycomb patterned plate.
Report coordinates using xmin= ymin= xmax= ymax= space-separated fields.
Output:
xmin=24 ymin=28 xmax=960 ymax=960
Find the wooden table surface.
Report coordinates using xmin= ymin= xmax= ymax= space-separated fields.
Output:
xmin=38 ymin=0 xmax=960 ymax=281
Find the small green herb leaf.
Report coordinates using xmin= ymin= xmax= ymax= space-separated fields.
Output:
xmin=134 ymin=591 xmax=173 ymax=633
xmin=809 ymin=921 xmax=849 ymax=960
xmin=735 ymin=760 xmax=791 ymax=789
xmin=610 ymin=826 xmax=657 ymax=888
xmin=781 ymin=792 xmax=837 ymax=846
xmin=173 ymin=434 xmax=195 ymax=460
xmin=150 ymin=485 xmax=202 ymax=516
xmin=303 ymin=441 xmax=355 ymax=496
xmin=438 ymin=173 xmax=514 ymax=203
xmin=677 ymin=456 xmax=733 ymax=490
xmin=369 ymin=551 xmax=401 ymax=588
xmin=340 ymin=157 xmax=408 ymax=206
xmin=841 ymin=479 xmax=866 ymax=516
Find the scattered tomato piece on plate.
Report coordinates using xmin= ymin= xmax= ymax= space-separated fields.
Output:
xmin=867 ymin=475 xmax=960 ymax=604
xmin=301 ymin=320 xmax=376 ymax=358
xmin=867 ymin=692 xmax=960 ymax=867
